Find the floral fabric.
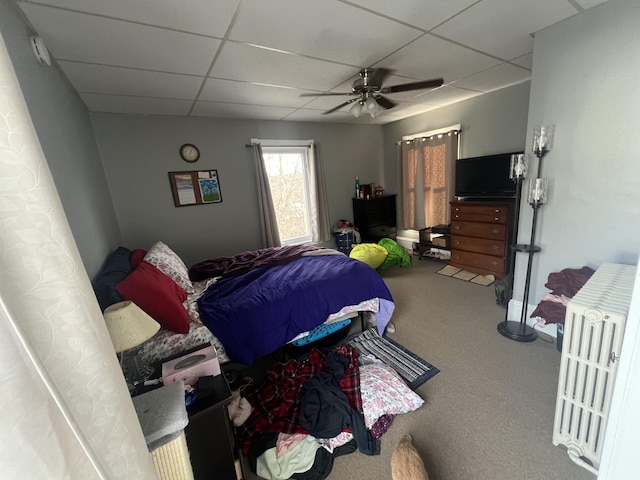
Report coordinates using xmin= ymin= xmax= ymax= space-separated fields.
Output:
xmin=359 ymin=362 xmax=424 ymax=429
xmin=143 ymin=241 xmax=194 ymax=293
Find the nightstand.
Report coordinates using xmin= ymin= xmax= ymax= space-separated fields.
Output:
xmin=184 ymin=374 xmax=243 ymax=480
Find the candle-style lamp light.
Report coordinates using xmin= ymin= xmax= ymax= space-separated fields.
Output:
xmin=498 ymin=126 xmax=554 ymax=342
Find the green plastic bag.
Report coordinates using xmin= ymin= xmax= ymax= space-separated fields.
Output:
xmin=377 ymin=238 xmax=411 ymax=269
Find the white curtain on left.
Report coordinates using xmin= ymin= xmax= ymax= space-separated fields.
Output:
xmin=0 ymin=34 xmax=157 ymax=479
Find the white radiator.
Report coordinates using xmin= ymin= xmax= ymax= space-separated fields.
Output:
xmin=552 ymin=262 xmax=637 ymax=474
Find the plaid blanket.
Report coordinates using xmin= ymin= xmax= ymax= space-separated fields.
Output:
xmin=237 ymin=345 xmax=362 ymax=455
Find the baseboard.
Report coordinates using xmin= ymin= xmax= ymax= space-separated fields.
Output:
xmin=506 ymin=299 xmax=558 ymax=339
xmin=395 ymin=235 xmax=416 ymax=250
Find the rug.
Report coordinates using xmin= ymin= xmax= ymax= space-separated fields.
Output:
xmin=346 ymin=328 xmax=439 ymax=390
xmin=436 ymin=264 xmax=495 ymax=286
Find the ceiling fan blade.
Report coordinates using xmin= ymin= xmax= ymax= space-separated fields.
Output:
xmin=367 ymin=67 xmax=392 ymax=87
xmin=376 ymin=95 xmax=397 ymax=110
xmin=380 ymin=78 xmax=443 ymax=94
xmin=323 ymin=98 xmax=359 ymax=114
xmin=300 ymin=92 xmax=353 ymax=97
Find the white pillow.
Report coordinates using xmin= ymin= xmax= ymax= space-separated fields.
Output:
xmin=143 ymin=241 xmax=194 ymax=294
xmin=359 ymin=362 xmax=425 ymax=429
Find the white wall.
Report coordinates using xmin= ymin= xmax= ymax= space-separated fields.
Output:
xmin=514 ymin=0 xmax=640 ymax=305
xmin=0 ymin=0 xmax=121 ymax=278
xmin=90 ymin=114 xmax=384 ymax=266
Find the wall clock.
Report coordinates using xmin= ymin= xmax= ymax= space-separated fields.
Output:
xmin=179 ymin=143 xmax=200 ymax=163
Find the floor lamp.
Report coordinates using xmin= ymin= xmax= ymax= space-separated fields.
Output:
xmin=498 ymin=126 xmax=554 ymax=342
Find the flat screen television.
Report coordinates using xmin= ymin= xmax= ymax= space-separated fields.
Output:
xmin=454 ymin=152 xmax=520 ymax=199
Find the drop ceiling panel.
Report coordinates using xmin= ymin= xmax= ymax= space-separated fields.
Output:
xmin=510 ymin=53 xmax=533 ymax=70
xmin=379 ymin=102 xmax=440 ymax=117
xmin=199 ymin=79 xmax=314 ymax=108
xmin=413 ymin=86 xmax=483 ymax=107
xmin=59 ymin=62 xmax=204 ymax=99
xmin=574 ymin=0 xmax=611 ymax=8
xmin=230 ymin=0 xmax=423 ymax=66
xmin=210 ymin=42 xmax=358 ymax=91
xmin=14 ymin=0 xmax=609 ymax=123
xmin=81 ymin=94 xmax=193 ymax=115
xmin=432 ymin=0 xmax=579 ymax=60
xmin=18 ymin=0 xmax=240 ymax=37
xmin=283 ymin=109 xmax=355 ymax=123
xmin=345 ymin=0 xmax=478 ymax=31
xmin=191 ymin=101 xmax=296 ymax=120
xmin=452 ymin=64 xmax=531 ymax=92
xmin=299 ymin=95 xmax=357 ymax=112
xmin=19 ymin=3 xmax=220 ymax=75
xmin=377 ymin=34 xmax=502 ymax=83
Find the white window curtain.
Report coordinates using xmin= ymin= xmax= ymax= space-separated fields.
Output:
xmin=399 ymin=129 xmax=459 ymax=230
xmin=250 ymin=139 xmax=331 ymax=247
xmin=0 ymin=34 xmax=156 ymax=479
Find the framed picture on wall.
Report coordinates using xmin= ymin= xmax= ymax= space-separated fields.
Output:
xmin=168 ymin=170 xmax=222 ymax=207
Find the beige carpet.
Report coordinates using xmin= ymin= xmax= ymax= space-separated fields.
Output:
xmin=436 ymin=264 xmax=495 ymax=286
xmin=242 ymin=260 xmax=595 ymax=480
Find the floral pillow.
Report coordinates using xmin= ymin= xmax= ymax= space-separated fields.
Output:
xmin=359 ymin=362 xmax=424 ymax=429
xmin=143 ymin=241 xmax=194 ymax=294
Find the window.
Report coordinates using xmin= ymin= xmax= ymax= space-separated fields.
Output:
xmin=262 ymin=145 xmax=313 ymax=245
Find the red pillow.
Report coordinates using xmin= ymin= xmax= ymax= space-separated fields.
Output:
xmin=116 ymin=261 xmax=189 ymax=334
xmin=130 ymin=249 xmax=147 ymax=268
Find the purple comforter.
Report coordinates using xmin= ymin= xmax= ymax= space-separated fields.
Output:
xmin=189 ymin=244 xmax=321 ymax=281
xmin=197 ymin=254 xmax=394 ymax=365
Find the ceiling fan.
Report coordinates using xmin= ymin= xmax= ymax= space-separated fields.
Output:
xmin=300 ymin=68 xmax=443 ymax=117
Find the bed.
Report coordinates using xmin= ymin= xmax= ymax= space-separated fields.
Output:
xmin=93 ymin=242 xmax=395 ymax=367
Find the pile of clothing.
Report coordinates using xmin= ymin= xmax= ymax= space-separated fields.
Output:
xmin=232 ymin=344 xmax=424 ymax=479
xmin=531 ymin=266 xmax=595 ymax=325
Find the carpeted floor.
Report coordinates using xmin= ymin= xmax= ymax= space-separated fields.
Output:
xmin=242 ymin=258 xmax=596 ymax=480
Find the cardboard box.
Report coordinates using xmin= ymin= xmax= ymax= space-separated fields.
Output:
xmin=162 ymin=345 xmax=220 ymax=387
xmin=432 ymin=236 xmax=449 ymax=248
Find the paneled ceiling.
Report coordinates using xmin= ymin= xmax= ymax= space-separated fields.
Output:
xmin=15 ymin=0 xmax=609 ymax=124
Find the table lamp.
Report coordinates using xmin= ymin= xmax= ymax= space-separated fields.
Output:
xmin=104 ymin=300 xmax=160 ymax=387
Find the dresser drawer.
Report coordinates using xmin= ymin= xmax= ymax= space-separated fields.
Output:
xmin=450 ymin=235 xmax=506 ymax=257
xmin=451 ymin=221 xmax=506 ymax=240
xmin=451 ymin=203 xmax=509 ymax=216
xmin=451 ymin=210 xmax=507 ymax=224
xmin=450 ymin=250 xmax=505 ymax=275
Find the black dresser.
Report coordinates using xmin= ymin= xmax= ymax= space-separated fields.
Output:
xmin=352 ymin=194 xmax=397 ymax=242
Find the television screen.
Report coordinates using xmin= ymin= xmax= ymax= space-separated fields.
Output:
xmin=454 ymin=152 xmax=520 ymax=199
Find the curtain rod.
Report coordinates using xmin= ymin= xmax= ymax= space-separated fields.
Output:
xmin=395 ymin=128 xmax=461 ymax=145
xmin=245 ymin=143 xmax=312 ymax=148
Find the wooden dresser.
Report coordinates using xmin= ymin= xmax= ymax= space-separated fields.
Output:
xmin=449 ymin=200 xmax=514 ymax=278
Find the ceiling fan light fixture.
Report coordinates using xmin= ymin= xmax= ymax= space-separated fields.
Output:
xmin=350 ymin=101 xmax=363 ymax=117
xmin=365 ymin=96 xmax=377 ymax=112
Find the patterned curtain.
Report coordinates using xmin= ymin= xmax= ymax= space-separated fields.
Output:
xmin=400 ymin=130 xmax=459 ymax=229
xmin=0 ymin=31 xmax=157 ymax=479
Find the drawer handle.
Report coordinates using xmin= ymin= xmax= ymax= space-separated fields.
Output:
xmin=492 ymin=229 xmax=499 ymax=234
xmin=492 ymin=245 xmax=499 ymax=250
xmin=455 ymin=241 xmax=460 ymax=245
xmin=491 ymin=261 xmax=498 ymax=266
xmin=454 ymin=255 xmax=460 ymax=260
xmin=494 ymin=217 xmax=499 ymax=221
xmin=455 ymin=207 xmax=460 ymax=211
xmin=455 ymin=214 xmax=460 ymax=219
xmin=494 ymin=209 xmax=500 ymax=213
xmin=455 ymin=225 xmax=460 ymax=231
